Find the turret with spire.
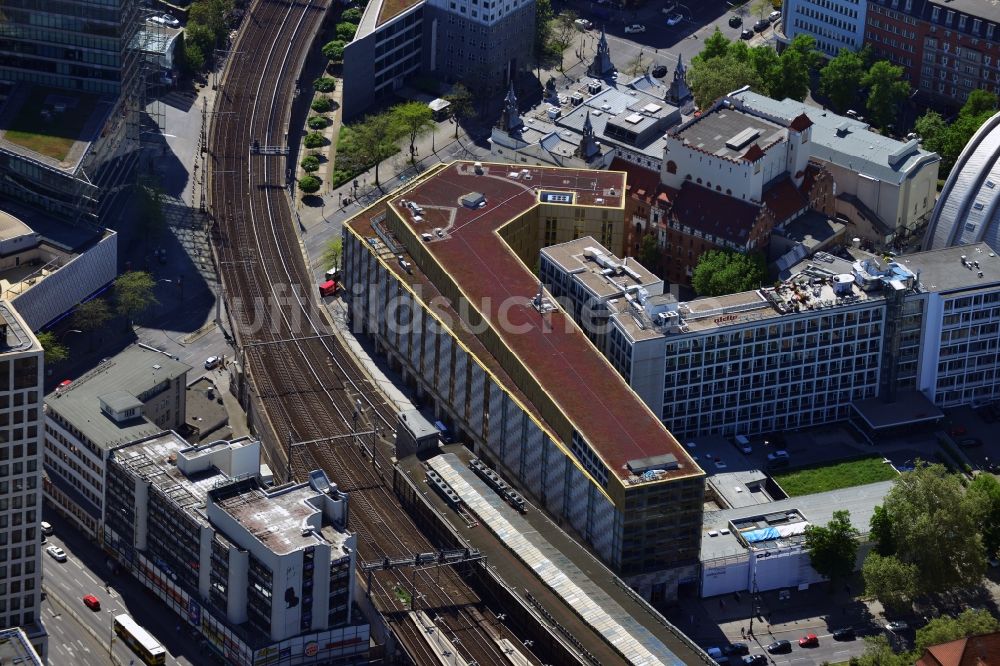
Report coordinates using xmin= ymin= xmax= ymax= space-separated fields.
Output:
xmin=499 ymin=82 xmax=523 ymax=134
xmin=587 ymin=27 xmax=615 ymax=78
xmin=666 ymin=55 xmax=692 ymax=105
xmin=577 ymin=110 xmax=600 ymax=160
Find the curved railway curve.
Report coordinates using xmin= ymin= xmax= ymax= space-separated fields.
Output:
xmin=206 ymin=1 xmax=531 ymax=663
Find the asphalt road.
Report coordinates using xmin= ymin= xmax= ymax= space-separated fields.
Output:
xmin=41 ymin=512 xmax=202 ymax=665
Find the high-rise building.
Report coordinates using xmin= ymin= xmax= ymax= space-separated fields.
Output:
xmin=0 ymin=302 xmax=45 ymax=659
xmin=104 ymin=432 xmax=368 ymax=664
xmin=0 ymin=0 xmax=143 ymax=222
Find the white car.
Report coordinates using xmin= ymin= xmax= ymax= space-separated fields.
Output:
xmin=624 ymin=24 xmax=646 ymax=34
xmin=46 ymin=546 xmax=67 ymax=562
xmin=205 ymin=355 xmax=221 ymax=370
xmin=768 ymin=10 xmax=782 ymax=23
xmin=666 ymin=13 xmax=683 ymax=26
xmin=150 ymin=14 xmax=180 ymax=28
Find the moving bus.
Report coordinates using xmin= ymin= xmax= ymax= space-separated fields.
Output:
xmin=113 ymin=614 xmax=167 ymax=665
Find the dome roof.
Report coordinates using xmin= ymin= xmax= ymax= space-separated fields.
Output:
xmin=925 ymin=111 xmax=1000 ymax=250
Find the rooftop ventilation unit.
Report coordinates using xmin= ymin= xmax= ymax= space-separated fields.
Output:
xmin=725 ymin=127 xmax=760 ymax=151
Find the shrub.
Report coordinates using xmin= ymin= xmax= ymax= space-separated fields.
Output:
xmin=336 ymin=22 xmax=358 ymax=41
xmin=298 ymin=174 xmax=322 ymax=193
xmin=301 ymin=154 xmax=321 ymax=172
xmin=341 ymin=7 xmax=363 ymax=22
xmin=322 ymin=39 xmax=346 ymax=62
xmin=303 ymin=132 xmax=326 ymax=149
xmin=308 ymin=116 xmax=329 ymax=130
xmin=314 ymin=77 xmax=336 ymax=93
xmin=311 ymin=97 xmax=333 ymax=113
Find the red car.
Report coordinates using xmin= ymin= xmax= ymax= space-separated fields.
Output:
xmin=950 ymin=425 xmax=967 ymax=437
xmin=798 ymin=633 xmax=818 ymax=647
xmin=82 ymin=594 xmax=100 ymax=611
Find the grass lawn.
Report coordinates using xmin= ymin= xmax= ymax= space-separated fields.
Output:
xmin=3 ymin=87 xmax=98 ymax=161
xmin=773 ymin=456 xmax=898 ymax=497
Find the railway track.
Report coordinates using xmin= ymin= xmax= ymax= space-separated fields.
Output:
xmin=206 ymin=1 xmax=530 ymax=663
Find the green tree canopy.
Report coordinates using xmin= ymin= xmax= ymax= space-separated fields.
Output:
xmin=391 ymin=101 xmax=434 ymax=163
xmin=916 ymin=90 xmax=997 ymax=176
xmin=323 ymin=238 xmax=343 ymax=271
xmin=876 ymin=462 xmax=986 ymax=595
xmin=862 ymin=552 xmax=919 ymax=613
xmin=349 ymin=113 xmax=404 ymax=185
xmin=915 ymin=608 xmax=1000 ymax=654
xmin=691 ymin=250 xmax=766 ymax=297
xmin=322 ymin=40 xmax=346 ymax=62
xmin=968 ymin=472 xmax=1000 ymax=559
xmin=114 ymin=271 xmax=158 ymax=327
xmin=534 ymin=0 xmax=554 ymax=58
xmin=336 ymin=22 xmax=358 ymax=41
xmin=298 ymin=174 xmax=321 ymax=194
xmin=189 ymin=0 xmax=233 ymax=43
xmin=869 ymin=503 xmax=896 ymax=556
xmin=341 ymin=7 xmax=363 ymax=22
xmin=444 ymin=83 xmax=474 ymax=138
xmin=772 ymin=48 xmax=810 ymax=102
xmin=853 ymin=635 xmax=909 ymax=666
xmin=36 ymin=331 xmax=69 ymax=366
xmin=701 ymin=29 xmax=731 ymax=61
xmin=861 ymin=60 xmax=910 ymax=130
xmin=688 ymin=55 xmax=764 ymax=108
xmin=72 ymin=298 xmax=111 ymax=333
xmin=819 ymin=49 xmax=866 ymax=112
xmin=804 ymin=509 xmax=860 ymax=586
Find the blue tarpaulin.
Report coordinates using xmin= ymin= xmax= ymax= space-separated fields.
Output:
xmin=743 ymin=527 xmax=780 ymax=543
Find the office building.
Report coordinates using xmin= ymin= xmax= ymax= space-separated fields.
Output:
xmin=343 ymin=162 xmax=705 ymax=601
xmin=729 ymin=91 xmax=940 ymax=246
xmin=784 ymin=0 xmax=866 ymax=57
xmin=543 ymin=234 xmax=1000 ymax=440
xmin=342 ymin=0 xmax=534 ymax=119
xmin=42 ymin=345 xmax=189 ymax=539
xmin=0 ymin=302 xmax=45 ymax=658
xmin=0 ymin=0 xmax=144 ymax=222
xmin=925 ymin=110 xmax=1000 ymax=250
xmin=104 ymin=432 xmax=368 ymax=664
xmin=865 ymin=0 xmax=1000 ymax=104
xmin=0 ymin=627 xmax=44 ymax=665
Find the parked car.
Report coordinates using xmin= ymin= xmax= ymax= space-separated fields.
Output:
xmin=741 ymin=28 xmax=754 ymax=39
xmin=625 ymin=24 xmax=646 ymax=33
xmin=958 ymin=437 xmax=983 ymax=448
xmin=40 ymin=521 xmax=53 ymax=536
xmin=204 ymin=355 xmax=221 ymax=370
xmin=150 ymin=14 xmax=180 ymax=28
xmin=769 ymin=10 xmax=782 ymax=22
xmin=573 ymin=18 xmax=592 ymax=30
xmin=885 ymin=620 xmax=910 ymax=633
xmin=729 ymin=14 xmax=742 ymax=27
xmin=734 ymin=435 xmax=752 ymax=454
xmin=706 ymin=647 xmax=726 ymax=664
xmin=753 ymin=18 xmax=770 ymax=31
xmin=798 ymin=633 xmax=819 ymax=647
xmin=833 ymin=627 xmax=856 ymax=640
xmin=723 ymin=642 xmax=750 ymax=656
xmin=82 ymin=594 xmax=101 ymax=611
xmin=767 ymin=450 xmax=790 ymax=462
xmin=667 ymin=13 xmax=684 ymax=26
xmin=766 ymin=640 xmax=791 ymax=654
xmin=46 ymin=546 xmax=67 ymax=562
xmin=652 ymin=65 xmax=668 ymax=78
xmin=742 ymin=656 xmax=767 ymax=666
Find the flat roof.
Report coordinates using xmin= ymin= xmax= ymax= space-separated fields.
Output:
xmin=349 ymin=162 xmax=699 ymax=484
xmin=0 ymin=209 xmax=34 ymax=242
xmin=851 ymin=390 xmax=944 ymax=430
xmin=45 ymin=345 xmax=190 ymax=448
xmin=776 ymin=212 xmax=846 ymax=252
xmin=896 ymin=242 xmax=1000 ymax=293
xmin=673 ymin=107 xmax=786 ymax=161
xmin=701 ymin=480 xmax=893 ymax=561
xmin=706 ymin=470 xmax=773 ymax=510
xmin=540 ymin=236 xmax=662 ymax=300
xmin=0 ymin=628 xmax=42 ymax=665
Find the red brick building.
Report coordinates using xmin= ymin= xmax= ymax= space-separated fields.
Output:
xmin=866 ymin=0 xmax=1000 ymax=105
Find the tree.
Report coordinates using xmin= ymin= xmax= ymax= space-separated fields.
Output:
xmin=876 ymin=462 xmax=986 ymax=594
xmin=772 ymin=48 xmax=810 ymax=101
xmin=189 ymin=0 xmax=233 ymax=43
xmin=862 ymin=552 xmax=919 ymax=613
xmin=322 ymin=40 xmax=346 ymax=62
xmin=916 ymin=90 xmax=997 ymax=176
xmin=550 ymin=10 xmax=578 ymax=52
xmin=301 ymin=154 xmax=320 ymax=172
xmin=700 ymin=29 xmax=731 ymax=61
xmin=311 ymin=97 xmax=333 ymax=113
xmin=869 ymin=504 xmax=896 ymax=556
xmin=854 ymin=635 xmax=909 ymax=666
xmin=534 ymin=0 xmax=554 ymax=58
xmin=72 ymin=299 xmax=111 ymax=333
xmin=179 ymin=34 xmax=206 ymax=73
xmin=861 ymin=60 xmax=910 ymax=130
xmin=820 ymin=49 xmax=866 ymax=112
xmin=114 ymin=271 xmax=158 ymax=327
xmin=689 ymin=56 xmax=765 ymax=108
xmin=341 ymin=7 xmax=363 ymax=22
xmin=36 ymin=331 xmax=69 ymax=366
xmin=304 ymin=132 xmax=326 ymax=149
xmin=962 ymin=88 xmax=998 ymax=117
xmin=313 ymin=77 xmax=336 ymax=93
xmin=804 ymin=510 xmax=859 ymax=587
xmin=336 ymin=22 xmax=358 ymax=41
xmin=391 ymin=102 xmax=434 ymax=164
xmin=787 ymin=33 xmax=825 ymax=71
xmin=746 ymin=44 xmax=779 ymax=85
xmin=350 ymin=113 xmax=404 ymax=185
xmin=323 ymin=238 xmax=343 ymax=271
xmin=444 ymin=83 xmax=474 ymax=138
xmin=638 ymin=234 xmax=660 ymax=271
xmin=968 ymin=472 xmax=1000 ymax=558
xmin=298 ymin=175 xmax=321 ymax=193
xmin=691 ymin=250 xmax=766 ymax=296
xmin=751 ymin=0 xmax=771 ymax=20
xmin=184 ymin=22 xmax=216 ymax=66
xmin=914 ymin=609 xmax=1000 ymax=654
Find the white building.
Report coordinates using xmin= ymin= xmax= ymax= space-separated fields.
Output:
xmin=782 ymin=0 xmax=867 ymax=57
xmin=729 ymin=91 xmax=940 ymax=245
xmin=42 ymin=345 xmax=189 ymax=539
xmin=542 ymin=235 xmax=1000 ymax=439
xmin=104 ymin=432 xmax=367 ymax=664
xmin=0 ymin=302 xmax=45 ymax=658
